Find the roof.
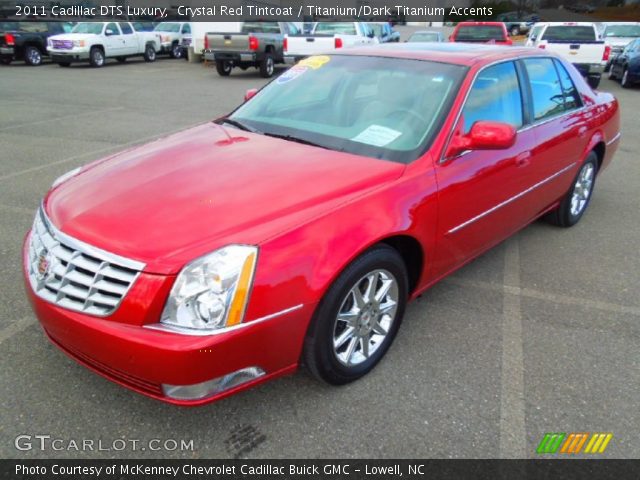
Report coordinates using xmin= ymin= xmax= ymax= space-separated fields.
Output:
xmin=335 ymin=43 xmax=546 ymax=67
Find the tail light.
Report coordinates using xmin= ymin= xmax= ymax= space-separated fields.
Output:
xmin=538 ymin=44 xmax=546 ymax=49
xmin=249 ymin=36 xmax=259 ymax=51
xmin=602 ymin=45 xmax=611 ymax=62
xmin=5 ymin=33 xmax=15 ymax=46
xmin=204 ymin=35 xmax=208 ymax=50
xmin=283 ymin=37 xmax=288 ymax=52
xmin=334 ymin=37 xmax=343 ymax=49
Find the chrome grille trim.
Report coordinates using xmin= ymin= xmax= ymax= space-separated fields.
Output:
xmin=27 ymin=207 xmax=145 ymax=316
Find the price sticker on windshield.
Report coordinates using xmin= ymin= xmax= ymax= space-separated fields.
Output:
xmin=298 ymin=55 xmax=330 ymax=70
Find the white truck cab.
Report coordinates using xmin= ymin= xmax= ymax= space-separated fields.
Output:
xmin=153 ymin=21 xmax=192 ymax=58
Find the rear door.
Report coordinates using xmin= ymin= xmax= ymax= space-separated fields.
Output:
xmin=519 ymin=57 xmax=591 ymax=211
xmin=434 ymin=61 xmax=538 ymax=272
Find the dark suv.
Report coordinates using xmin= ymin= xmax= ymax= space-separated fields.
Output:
xmin=0 ymin=21 xmax=72 ymax=66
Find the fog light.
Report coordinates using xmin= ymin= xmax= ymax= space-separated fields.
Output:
xmin=162 ymin=367 xmax=265 ymax=401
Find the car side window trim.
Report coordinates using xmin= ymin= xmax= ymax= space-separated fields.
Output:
xmin=552 ymin=58 xmax=583 ymax=110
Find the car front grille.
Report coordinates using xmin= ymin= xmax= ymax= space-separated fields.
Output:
xmin=51 ymin=39 xmax=73 ymax=49
xmin=27 ymin=207 xmax=145 ymax=316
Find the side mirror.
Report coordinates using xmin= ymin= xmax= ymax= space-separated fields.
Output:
xmin=446 ymin=121 xmax=516 ymax=158
xmin=244 ymin=88 xmax=258 ymax=102
xmin=105 ymin=29 xmax=115 ymax=36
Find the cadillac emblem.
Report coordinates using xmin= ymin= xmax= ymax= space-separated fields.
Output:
xmin=36 ymin=249 xmax=51 ymax=281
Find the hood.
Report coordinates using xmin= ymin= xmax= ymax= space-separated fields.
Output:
xmin=45 ymin=123 xmax=404 ymax=274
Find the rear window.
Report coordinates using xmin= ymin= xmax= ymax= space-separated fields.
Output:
xmin=315 ymin=23 xmax=357 ymax=35
xmin=542 ymin=26 xmax=596 ymax=42
xmin=455 ymin=25 xmax=505 ymax=42
xmin=241 ymin=22 xmax=280 ymax=34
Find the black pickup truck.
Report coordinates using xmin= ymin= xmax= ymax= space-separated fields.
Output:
xmin=0 ymin=21 xmax=72 ymax=66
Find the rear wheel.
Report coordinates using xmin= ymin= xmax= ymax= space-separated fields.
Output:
xmin=621 ymin=68 xmax=632 ymax=88
xmin=216 ymin=60 xmax=232 ymax=76
xmin=303 ymin=245 xmax=408 ymax=385
xmin=24 ymin=46 xmax=42 ymax=66
xmin=587 ymin=73 xmax=601 ymax=89
xmin=144 ymin=45 xmax=156 ymax=62
xmin=89 ymin=47 xmax=105 ymax=67
xmin=546 ymin=152 xmax=598 ymax=227
xmin=171 ymin=43 xmax=182 ymax=58
xmin=259 ymin=53 xmax=275 ymax=78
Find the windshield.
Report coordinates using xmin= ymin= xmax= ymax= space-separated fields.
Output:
xmin=154 ymin=23 xmax=180 ymax=33
xmin=455 ymin=26 xmax=505 ymax=42
xmin=542 ymin=26 xmax=596 ymax=42
xmin=228 ymin=55 xmax=466 ymax=164
xmin=604 ymin=24 xmax=640 ymax=38
xmin=408 ymin=32 xmax=440 ymax=42
xmin=72 ymin=23 xmax=103 ymax=35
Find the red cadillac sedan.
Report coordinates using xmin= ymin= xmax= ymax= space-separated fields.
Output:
xmin=23 ymin=44 xmax=620 ymax=405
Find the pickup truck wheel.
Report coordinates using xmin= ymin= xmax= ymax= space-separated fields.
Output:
xmin=24 ymin=46 xmax=42 ymax=66
xmin=144 ymin=45 xmax=156 ymax=62
xmin=587 ymin=74 xmax=601 ymax=89
xmin=303 ymin=245 xmax=408 ymax=385
xmin=171 ymin=43 xmax=182 ymax=58
xmin=546 ymin=152 xmax=598 ymax=227
xmin=216 ymin=60 xmax=232 ymax=76
xmin=89 ymin=47 xmax=105 ymax=67
xmin=621 ymin=68 xmax=632 ymax=88
xmin=259 ymin=53 xmax=275 ymax=78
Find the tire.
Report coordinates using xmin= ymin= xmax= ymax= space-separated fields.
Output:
xmin=57 ymin=62 xmax=71 ymax=67
xmin=0 ymin=57 xmax=11 ymax=65
xmin=171 ymin=43 xmax=182 ymax=59
xmin=89 ymin=47 xmax=105 ymax=67
xmin=144 ymin=44 xmax=156 ymax=62
xmin=546 ymin=152 xmax=598 ymax=228
xmin=303 ymin=245 xmax=408 ymax=385
xmin=587 ymin=74 xmax=601 ymax=89
xmin=116 ymin=56 xmax=126 ymax=63
xmin=621 ymin=68 xmax=632 ymax=88
xmin=24 ymin=45 xmax=42 ymax=66
xmin=259 ymin=53 xmax=275 ymax=78
xmin=216 ymin=60 xmax=232 ymax=76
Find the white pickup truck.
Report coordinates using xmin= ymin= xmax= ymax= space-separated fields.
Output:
xmin=47 ymin=21 xmax=162 ymax=68
xmin=528 ymin=22 xmax=608 ymax=88
xmin=285 ymin=22 xmax=378 ymax=63
xmin=153 ymin=21 xmax=192 ymax=59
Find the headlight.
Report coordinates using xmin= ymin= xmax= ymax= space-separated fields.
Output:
xmin=51 ymin=167 xmax=81 ymax=188
xmin=73 ymin=40 xmax=85 ymax=47
xmin=160 ymin=245 xmax=257 ymax=333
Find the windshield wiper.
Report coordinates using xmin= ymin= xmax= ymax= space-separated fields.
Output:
xmin=262 ymin=132 xmax=333 ymax=150
xmin=217 ymin=118 xmax=259 ymax=133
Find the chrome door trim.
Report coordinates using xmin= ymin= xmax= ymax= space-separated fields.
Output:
xmin=447 ymin=162 xmax=577 ymax=235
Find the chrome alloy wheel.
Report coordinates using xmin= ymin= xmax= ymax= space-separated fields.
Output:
xmin=333 ymin=269 xmax=399 ymax=366
xmin=570 ymin=162 xmax=595 ymax=217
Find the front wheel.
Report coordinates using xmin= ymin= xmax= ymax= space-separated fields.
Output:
xmin=171 ymin=43 xmax=182 ymax=58
xmin=144 ymin=45 xmax=156 ymax=62
xmin=546 ymin=153 xmax=598 ymax=227
xmin=89 ymin=47 xmax=105 ymax=67
xmin=303 ymin=245 xmax=408 ymax=385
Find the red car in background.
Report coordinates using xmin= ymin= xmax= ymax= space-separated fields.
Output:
xmin=450 ymin=22 xmax=513 ymax=45
xmin=24 ymin=44 xmax=619 ymax=405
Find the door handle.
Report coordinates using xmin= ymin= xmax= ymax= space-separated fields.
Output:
xmin=515 ymin=151 xmax=531 ymax=167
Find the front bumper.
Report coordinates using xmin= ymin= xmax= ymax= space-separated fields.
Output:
xmin=49 ymin=50 xmax=90 ymax=63
xmin=23 ymin=233 xmax=311 ymax=406
xmin=203 ymin=50 xmax=257 ymax=63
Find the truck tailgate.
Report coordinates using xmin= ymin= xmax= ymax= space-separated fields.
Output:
xmin=286 ymin=35 xmax=336 ymax=56
xmin=207 ymin=33 xmax=251 ymax=51
xmin=543 ymin=42 xmax=605 ymax=64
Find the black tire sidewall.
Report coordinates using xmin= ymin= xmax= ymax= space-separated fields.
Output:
xmin=305 ymin=246 xmax=408 ymax=384
xmin=260 ymin=54 xmax=274 ymax=78
xmin=24 ymin=46 xmax=42 ymax=66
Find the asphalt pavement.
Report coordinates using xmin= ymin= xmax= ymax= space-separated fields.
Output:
xmin=0 ymin=28 xmax=638 ymax=459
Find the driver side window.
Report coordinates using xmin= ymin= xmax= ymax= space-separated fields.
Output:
xmin=462 ymin=61 xmax=524 ymax=134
